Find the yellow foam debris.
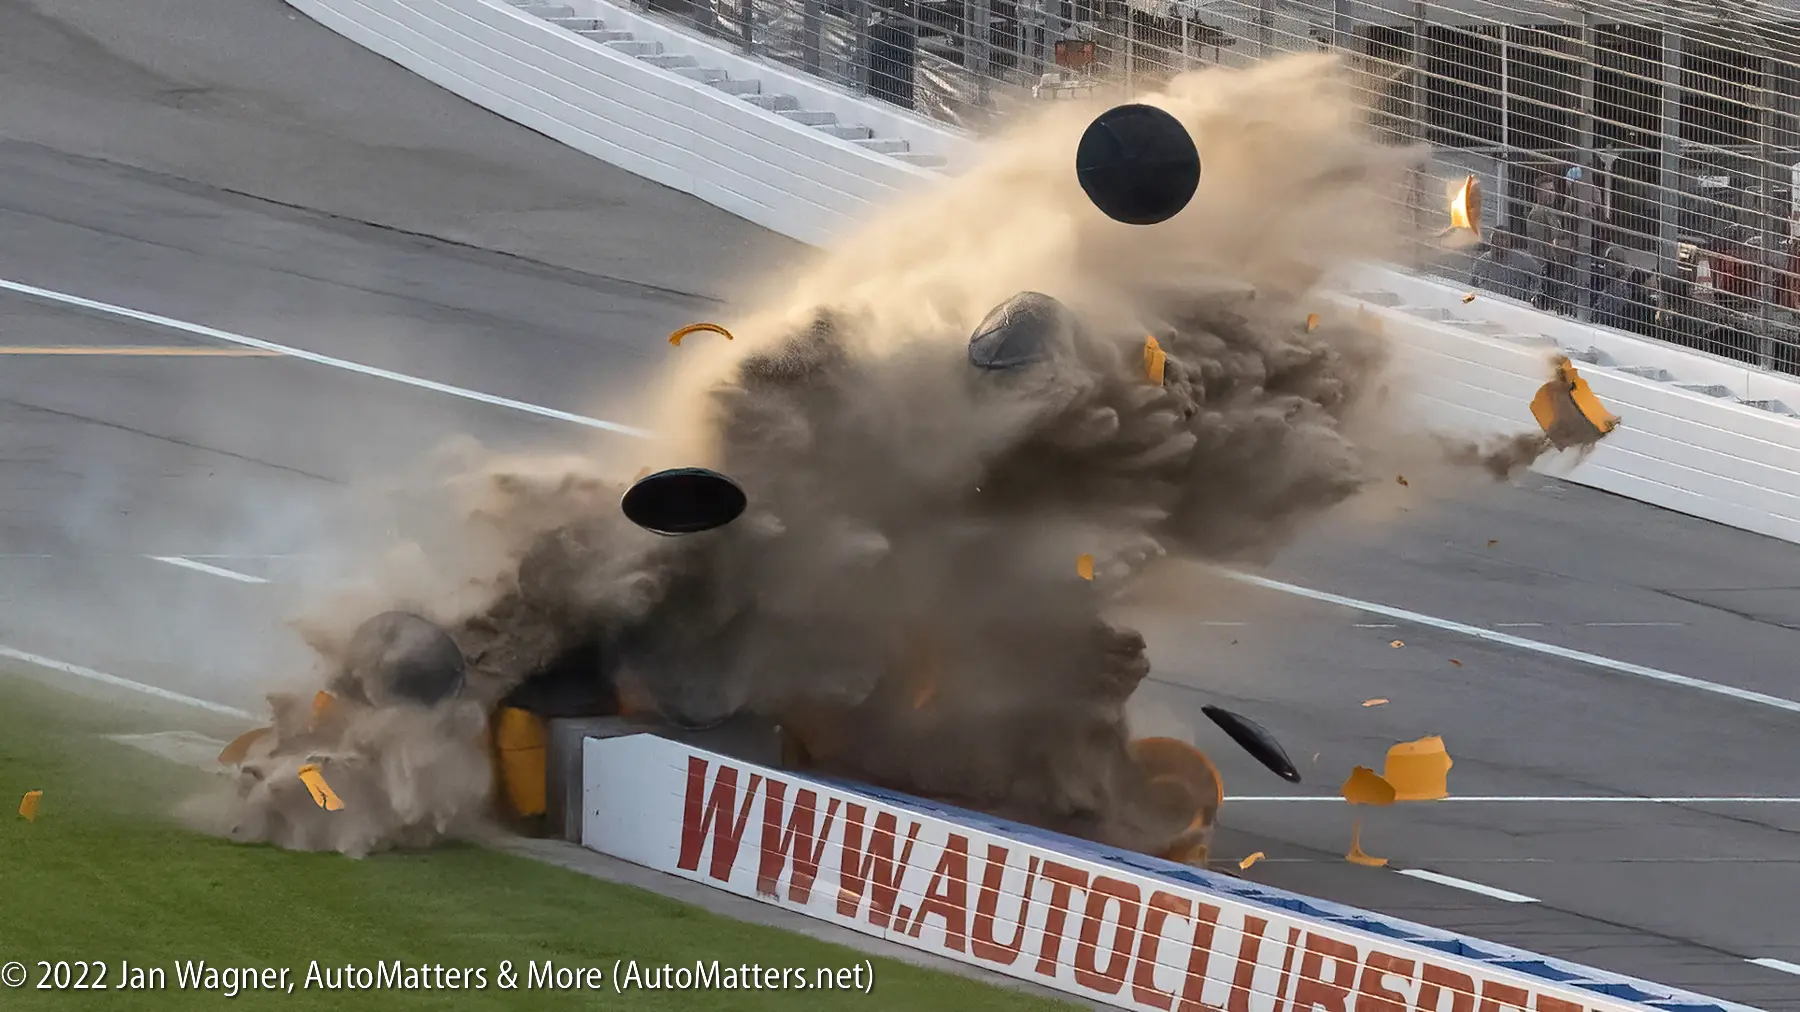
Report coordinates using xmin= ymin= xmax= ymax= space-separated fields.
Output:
xmin=1448 ymin=174 xmax=1482 ymax=238
xmin=1342 ymin=766 xmax=1397 ymax=806
xmin=1384 ymin=735 xmax=1453 ymax=801
xmin=493 ymin=707 xmax=549 ymax=818
xmin=669 ymin=322 xmax=735 ymax=346
xmin=218 ymin=726 xmax=273 ymax=766
xmin=297 ymin=763 xmax=345 ymax=812
xmin=1362 ymin=698 xmax=1389 ymax=707
xmin=1238 ymin=851 xmax=1266 ymax=870
xmin=1531 ymin=356 xmax=1620 ymax=450
xmin=1143 ymin=336 xmax=1167 ymax=385
xmin=1346 ymin=819 xmax=1388 ymax=867
xmin=1077 ymin=554 xmax=1095 ymax=581
xmin=19 ymin=790 xmax=42 ymax=822
xmin=1306 ymin=313 xmax=1321 ymax=332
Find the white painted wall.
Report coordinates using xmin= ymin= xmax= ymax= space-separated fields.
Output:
xmin=583 ymin=732 xmax=1756 ymax=1012
xmin=285 ymin=0 xmax=1800 ymax=545
xmin=286 ymin=0 xmax=943 ymax=245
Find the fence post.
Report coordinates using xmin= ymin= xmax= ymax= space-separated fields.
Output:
xmin=739 ymin=0 xmax=754 ymax=54
xmin=973 ymin=0 xmax=991 ymax=106
xmin=1656 ymin=25 xmax=1682 ymax=290
xmin=803 ymin=0 xmax=822 ymax=73
xmin=853 ymin=0 xmax=870 ymax=94
xmin=1575 ymin=3 xmax=1596 ymax=324
xmin=1756 ymin=34 xmax=1779 ymax=367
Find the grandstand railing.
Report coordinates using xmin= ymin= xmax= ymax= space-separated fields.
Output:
xmin=620 ymin=0 xmax=1800 ymax=375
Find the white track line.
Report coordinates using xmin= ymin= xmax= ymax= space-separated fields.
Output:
xmin=0 ymin=276 xmax=650 ymax=438
xmin=148 ymin=555 xmax=269 ymax=584
xmin=1219 ymin=571 xmax=1800 ymax=715
xmin=1228 ymin=795 xmax=1800 ymax=803
xmin=1394 ymin=869 xmax=1539 ymax=903
xmin=0 ymin=645 xmax=255 ymax=720
xmin=1749 ymin=958 xmax=1800 ymax=976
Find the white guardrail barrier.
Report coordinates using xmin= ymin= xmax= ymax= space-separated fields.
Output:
xmin=289 ymin=0 xmax=1800 ymax=547
xmin=283 ymin=2 xmax=1783 ymax=1008
xmin=586 ymin=734 xmax=1759 ymax=1012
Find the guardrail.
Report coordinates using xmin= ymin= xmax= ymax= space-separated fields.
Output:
xmin=583 ymin=732 xmax=1764 ymax=1012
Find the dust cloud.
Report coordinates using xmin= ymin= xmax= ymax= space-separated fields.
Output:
xmin=195 ymin=53 xmax=1580 ymax=860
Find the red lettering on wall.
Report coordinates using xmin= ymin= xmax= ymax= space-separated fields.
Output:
xmin=1415 ymin=964 xmax=1476 ymax=1012
xmin=1034 ymin=861 xmax=1092 ymax=977
xmin=1271 ymin=926 xmax=1304 ymax=1011
xmin=835 ymin=805 xmax=922 ymax=929
xmin=1290 ymin=933 xmax=1361 ymax=1012
xmin=908 ymin=833 xmax=971 ymax=951
xmin=1477 ymin=982 xmax=1531 ymax=1012
xmin=1225 ymin=915 xmax=1273 ymax=1012
xmin=1132 ymin=890 xmax=1193 ymax=1010
xmin=1073 ymin=876 xmax=1142 ymax=995
xmin=972 ymin=849 xmax=1038 ymax=966
xmin=676 ymin=758 xmax=763 ymax=882
xmin=1534 ymin=997 xmax=1583 ymax=1012
xmin=756 ymin=781 xmax=840 ymax=903
xmin=1355 ymin=952 xmax=1417 ymax=1012
xmin=1174 ymin=901 xmax=1226 ymax=1012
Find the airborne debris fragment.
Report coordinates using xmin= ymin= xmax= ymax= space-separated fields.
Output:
xmin=218 ymin=726 xmax=272 ymax=766
xmin=1396 ymin=475 xmax=1408 ymax=487
xmin=621 ymin=467 xmax=747 ymax=536
xmin=1390 ymin=640 xmax=1404 ymax=648
xmin=1076 ymin=553 xmax=1095 ymax=581
xmin=1346 ymin=819 xmax=1388 ymax=866
xmin=1306 ymin=313 xmax=1320 ymax=332
xmin=1462 ymin=292 xmax=1477 ymax=303
xmin=18 ymin=790 xmax=42 ymax=822
xmin=1076 ymin=103 xmax=1201 ymax=225
xmin=1342 ymin=766 xmax=1397 ymax=806
xmin=297 ymin=764 xmax=344 ymax=812
xmin=1440 ymin=174 xmax=1482 ymax=246
xmin=1449 ymin=658 xmax=1463 ymax=667
xmin=1239 ymin=851 xmax=1266 ymax=870
xmin=1202 ymin=705 xmax=1300 ymax=783
xmin=1384 ymin=736 xmax=1453 ymax=800
xmin=1487 ymin=539 xmax=1498 ymax=548
xmin=1362 ymin=698 xmax=1389 ymax=707
xmin=668 ymin=322 xmax=735 ymax=346
xmin=1531 ymin=356 xmax=1620 ymax=450
xmin=1143 ymin=336 xmax=1167 ymax=385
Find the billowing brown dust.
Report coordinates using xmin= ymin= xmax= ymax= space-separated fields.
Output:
xmin=194 ymin=54 xmax=1576 ymax=859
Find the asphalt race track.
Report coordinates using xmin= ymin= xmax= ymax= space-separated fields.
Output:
xmin=2 ymin=0 xmax=1796 ymax=1006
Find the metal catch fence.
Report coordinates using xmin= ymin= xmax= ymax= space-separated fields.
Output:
xmin=625 ymin=0 xmax=1800 ymax=374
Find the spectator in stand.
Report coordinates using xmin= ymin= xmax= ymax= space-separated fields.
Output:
xmin=1526 ymin=175 xmax=1578 ymax=315
xmin=1470 ymin=230 xmax=1542 ymax=304
xmin=1593 ymin=245 xmax=1656 ymax=337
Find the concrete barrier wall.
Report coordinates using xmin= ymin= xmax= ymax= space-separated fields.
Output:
xmin=285 ymin=0 xmax=941 ymax=245
xmin=583 ymin=733 xmax=1759 ymax=1012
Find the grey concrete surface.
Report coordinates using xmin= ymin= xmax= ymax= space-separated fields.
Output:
xmin=0 ymin=0 xmax=1795 ymax=1008
xmin=0 ymin=0 xmax=805 ymax=301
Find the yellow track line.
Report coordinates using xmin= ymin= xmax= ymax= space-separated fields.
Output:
xmin=0 ymin=346 xmax=282 ymax=357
